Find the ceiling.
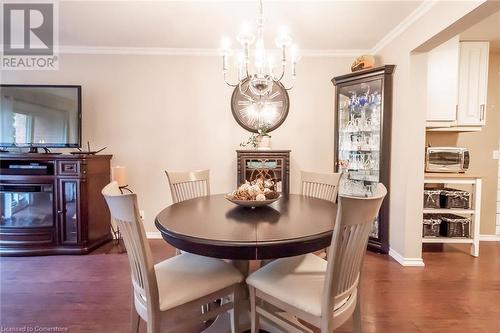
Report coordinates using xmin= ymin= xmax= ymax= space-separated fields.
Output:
xmin=460 ymin=10 xmax=500 ymax=52
xmin=58 ymin=0 xmax=424 ymax=53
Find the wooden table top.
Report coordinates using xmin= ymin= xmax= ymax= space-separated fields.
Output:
xmin=155 ymin=194 xmax=337 ymax=260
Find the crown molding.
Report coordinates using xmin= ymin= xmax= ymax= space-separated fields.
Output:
xmin=301 ymin=49 xmax=369 ymax=57
xmin=59 ymin=45 xmax=367 ymax=57
xmin=371 ymin=0 xmax=437 ymax=54
xmin=58 ymin=1 xmax=436 ymax=58
xmin=60 ymin=46 xmax=219 ymax=56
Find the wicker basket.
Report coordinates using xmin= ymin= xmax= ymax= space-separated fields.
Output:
xmin=423 ymin=189 xmax=442 ymax=209
xmin=422 ymin=214 xmax=441 ymax=237
xmin=440 ymin=188 xmax=470 ymax=209
xmin=439 ymin=214 xmax=470 ymax=238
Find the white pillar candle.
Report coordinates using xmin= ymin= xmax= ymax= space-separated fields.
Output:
xmin=112 ymin=166 xmax=128 ymax=187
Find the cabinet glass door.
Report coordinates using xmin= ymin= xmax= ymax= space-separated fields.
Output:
xmin=243 ymin=158 xmax=284 ymax=193
xmin=337 ymin=79 xmax=382 ymax=238
xmin=0 ymin=184 xmax=54 ymax=228
xmin=59 ymin=180 xmax=79 ymax=244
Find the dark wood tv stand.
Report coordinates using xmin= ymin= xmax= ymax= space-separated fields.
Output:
xmin=0 ymin=153 xmax=112 ymax=256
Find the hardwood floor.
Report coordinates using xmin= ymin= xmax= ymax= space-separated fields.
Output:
xmin=1 ymin=241 xmax=499 ymax=333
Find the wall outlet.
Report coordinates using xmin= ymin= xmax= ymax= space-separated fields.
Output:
xmin=139 ymin=210 xmax=145 ymax=220
xmin=493 ymin=150 xmax=499 ymax=160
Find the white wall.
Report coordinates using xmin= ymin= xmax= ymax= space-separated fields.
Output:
xmin=376 ymin=0 xmax=491 ymax=261
xmin=1 ymin=53 xmax=352 ymax=232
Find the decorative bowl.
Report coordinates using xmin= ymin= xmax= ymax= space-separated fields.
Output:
xmin=224 ymin=194 xmax=281 ymax=208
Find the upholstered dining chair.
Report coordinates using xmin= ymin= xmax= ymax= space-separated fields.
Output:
xmin=165 ymin=169 xmax=210 ymax=204
xmin=301 ymin=171 xmax=342 ymax=259
xmin=165 ymin=169 xmax=210 ymax=256
xmin=102 ymin=182 xmax=243 ymax=333
xmin=301 ymin=171 xmax=342 ymax=203
xmin=246 ymin=183 xmax=387 ymax=333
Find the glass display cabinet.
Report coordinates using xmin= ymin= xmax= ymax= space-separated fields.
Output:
xmin=332 ymin=65 xmax=394 ymax=253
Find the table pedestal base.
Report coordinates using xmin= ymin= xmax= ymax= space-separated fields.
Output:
xmin=202 ymin=306 xmax=278 ymax=333
xmin=201 ymin=260 xmax=312 ymax=333
xmin=202 ymin=300 xmax=311 ymax=333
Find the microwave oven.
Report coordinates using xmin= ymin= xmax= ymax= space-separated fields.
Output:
xmin=425 ymin=147 xmax=469 ymax=173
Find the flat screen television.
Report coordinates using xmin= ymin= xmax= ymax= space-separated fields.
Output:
xmin=0 ymin=85 xmax=82 ymax=149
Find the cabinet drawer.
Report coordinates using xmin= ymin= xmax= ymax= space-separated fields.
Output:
xmin=58 ymin=161 xmax=83 ymax=176
xmin=0 ymin=230 xmax=55 ymax=246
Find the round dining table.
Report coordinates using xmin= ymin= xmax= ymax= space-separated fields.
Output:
xmin=155 ymin=193 xmax=338 ymax=333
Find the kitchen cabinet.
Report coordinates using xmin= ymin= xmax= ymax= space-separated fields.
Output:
xmin=457 ymin=42 xmax=489 ymax=126
xmin=426 ymin=36 xmax=460 ymax=123
xmin=426 ymin=40 xmax=489 ymax=131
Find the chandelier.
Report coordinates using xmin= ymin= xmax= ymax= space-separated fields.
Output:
xmin=220 ymin=0 xmax=299 ymax=96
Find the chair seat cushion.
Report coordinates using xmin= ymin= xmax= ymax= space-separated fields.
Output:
xmin=155 ymin=253 xmax=243 ymax=311
xmin=247 ymin=253 xmax=350 ymax=317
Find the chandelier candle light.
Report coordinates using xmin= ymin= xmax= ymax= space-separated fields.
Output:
xmin=221 ymin=0 xmax=299 ymax=96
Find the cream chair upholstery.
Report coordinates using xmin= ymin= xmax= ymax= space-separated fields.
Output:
xmin=102 ymin=182 xmax=243 ymax=333
xmin=301 ymin=171 xmax=342 ymax=259
xmin=165 ymin=169 xmax=210 ymax=204
xmin=246 ymin=184 xmax=387 ymax=333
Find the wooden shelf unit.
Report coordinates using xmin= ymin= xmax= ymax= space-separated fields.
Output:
xmin=422 ymin=237 xmax=474 ymax=244
xmin=423 ymin=208 xmax=474 ymax=214
xmin=0 ymin=153 xmax=112 ymax=256
xmin=422 ymin=174 xmax=482 ymax=257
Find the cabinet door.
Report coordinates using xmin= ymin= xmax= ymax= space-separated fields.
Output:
xmin=58 ymin=179 xmax=80 ymax=245
xmin=457 ymin=42 xmax=489 ymax=126
xmin=426 ymin=36 xmax=460 ymax=122
xmin=240 ymin=156 xmax=287 ymax=194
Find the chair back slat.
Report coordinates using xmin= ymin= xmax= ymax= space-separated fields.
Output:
xmin=102 ymin=182 xmax=159 ymax=316
xmin=322 ymin=183 xmax=387 ymax=317
xmin=165 ymin=169 xmax=210 ymax=203
xmin=301 ymin=171 xmax=341 ymax=203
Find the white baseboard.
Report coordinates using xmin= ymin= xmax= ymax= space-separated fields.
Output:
xmin=146 ymin=231 xmax=162 ymax=239
xmin=389 ymin=248 xmax=425 ymax=267
xmin=479 ymin=234 xmax=500 ymax=241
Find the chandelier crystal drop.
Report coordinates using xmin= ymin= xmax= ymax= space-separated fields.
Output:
xmin=221 ymin=0 xmax=299 ymax=96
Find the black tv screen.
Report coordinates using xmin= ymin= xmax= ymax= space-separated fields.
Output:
xmin=0 ymin=85 xmax=81 ymax=148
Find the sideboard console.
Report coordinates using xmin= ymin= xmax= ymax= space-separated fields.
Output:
xmin=0 ymin=153 xmax=112 ymax=256
xmin=237 ymin=150 xmax=291 ymax=195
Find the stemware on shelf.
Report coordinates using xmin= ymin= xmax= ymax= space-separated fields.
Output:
xmin=333 ymin=65 xmax=395 ymax=253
